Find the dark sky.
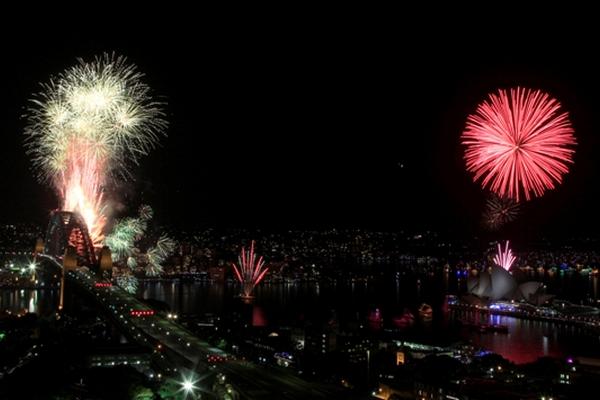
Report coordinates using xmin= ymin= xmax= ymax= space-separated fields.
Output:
xmin=1 ymin=19 xmax=599 ymax=238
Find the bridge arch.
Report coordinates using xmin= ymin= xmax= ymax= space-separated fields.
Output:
xmin=44 ymin=211 xmax=97 ymax=267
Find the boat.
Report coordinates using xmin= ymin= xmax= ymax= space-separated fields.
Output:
xmin=459 ymin=320 xmax=508 ymax=333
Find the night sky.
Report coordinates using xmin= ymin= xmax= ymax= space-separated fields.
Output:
xmin=1 ymin=20 xmax=599 ymax=239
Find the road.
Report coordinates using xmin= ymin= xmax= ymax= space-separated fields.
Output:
xmin=68 ymin=270 xmax=350 ymax=398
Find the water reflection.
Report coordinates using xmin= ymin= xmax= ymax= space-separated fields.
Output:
xmin=141 ymin=280 xmax=227 ymax=314
xmin=28 ymin=290 xmax=37 ymax=313
xmin=454 ymin=308 xmax=600 ymax=363
xmin=3 ymin=275 xmax=596 ymax=365
xmin=139 ymin=280 xmax=600 ymax=364
xmin=0 ymin=288 xmax=58 ymax=316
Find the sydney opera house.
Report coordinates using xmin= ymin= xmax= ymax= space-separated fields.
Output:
xmin=463 ymin=265 xmax=553 ymax=306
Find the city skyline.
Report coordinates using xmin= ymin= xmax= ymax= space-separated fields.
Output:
xmin=2 ymin=13 xmax=600 ymax=400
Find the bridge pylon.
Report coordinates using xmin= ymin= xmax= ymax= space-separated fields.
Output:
xmin=34 ymin=237 xmax=44 ymax=257
xmin=59 ymin=246 xmax=78 ymax=311
xmin=99 ymin=246 xmax=113 ymax=280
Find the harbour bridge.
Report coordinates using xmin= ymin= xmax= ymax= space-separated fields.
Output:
xmin=38 ymin=211 xmax=227 ymax=368
xmin=35 ymin=210 xmax=341 ymax=399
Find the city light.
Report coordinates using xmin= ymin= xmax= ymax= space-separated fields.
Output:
xmin=6 ymin=38 xmax=599 ymax=400
xmin=179 ymin=373 xmax=200 ymax=398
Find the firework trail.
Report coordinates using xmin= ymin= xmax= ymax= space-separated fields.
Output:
xmin=232 ymin=241 xmax=269 ymax=298
xmin=115 ymin=272 xmax=138 ymax=294
xmin=105 ymin=216 xmax=146 ymax=261
xmin=494 ymin=241 xmax=516 ymax=271
xmin=138 ymin=204 xmax=154 ymax=221
xmin=24 ymin=54 xmax=166 ymax=246
xmin=483 ymin=195 xmax=520 ymax=230
xmin=145 ymin=235 xmax=176 ymax=276
xmin=127 ymin=256 xmax=138 ymax=269
xmin=462 ymin=87 xmax=576 ymax=202
xmin=106 ymin=205 xmax=175 ymax=277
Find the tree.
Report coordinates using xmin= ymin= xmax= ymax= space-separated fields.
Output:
xmin=130 ymin=385 xmax=154 ymax=400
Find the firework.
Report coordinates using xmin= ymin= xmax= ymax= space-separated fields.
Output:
xmin=483 ymin=195 xmax=520 ymax=230
xmin=462 ymin=87 xmax=576 ymax=201
xmin=25 ymin=54 xmax=166 ymax=245
xmin=232 ymin=241 xmax=269 ymax=299
xmin=105 ymin=217 xmax=146 ymax=261
xmin=145 ymin=235 xmax=176 ymax=276
xmin=105 ymin=204 xmax=175 ymax=277
xmin=138 ymin=204 xmax=154 ymax=221
xmin=127 ymin=256 xmax=138 ymax=269
xmin=493 ymin=241 xmax=516 ymax=271
xmin=115 ymin=272 xmax=138 ymax=294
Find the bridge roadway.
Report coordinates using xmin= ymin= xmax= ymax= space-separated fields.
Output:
xmin=65 ymin=269 xmax=346 ymax=399
xmin=69 ymin=270 xmax=224 ymax=367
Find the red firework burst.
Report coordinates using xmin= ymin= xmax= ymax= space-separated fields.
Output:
xmin=462 ymin=87 xmax=576 ymax=201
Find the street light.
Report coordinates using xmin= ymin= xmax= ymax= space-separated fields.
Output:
xmin=182 ymin=380 xmax=194 ymax=392
xmin=179 ymin=373 xmax=200 ymax=398
xmin=27 ymin=261 xmax=38 ymax=283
